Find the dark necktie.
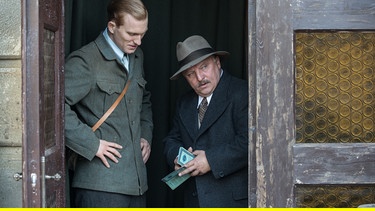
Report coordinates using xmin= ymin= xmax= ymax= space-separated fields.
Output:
xmin=198 ymin=97 xmax=208 ymax=125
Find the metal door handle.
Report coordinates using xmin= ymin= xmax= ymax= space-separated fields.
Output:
xmin=13 ymin=173 xmax=22 ymax=181
xmin=41 ymin=156 xmax=61 ymax=181
xmin=41 ymin=156 xmax=62 ymax=207
xmin=45 ymin=173 xmax=61 ymax=181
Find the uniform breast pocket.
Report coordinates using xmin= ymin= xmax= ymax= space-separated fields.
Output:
xmin=135 ymin=77 xmax=147 ymax=96
xmin=135 ymin=77 xmax=147 ymax=111
xmin=136 ymin=77 xmax=147 ymax=89
xmin=97 ymin=80 xmax=123 ymax=112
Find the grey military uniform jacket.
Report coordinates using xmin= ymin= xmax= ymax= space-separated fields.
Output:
xmin=65 ymin=33 xmax=153 ymax=196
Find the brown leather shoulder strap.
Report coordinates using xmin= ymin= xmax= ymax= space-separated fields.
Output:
xmin=91 ymin=80 xmax=131 ymax=132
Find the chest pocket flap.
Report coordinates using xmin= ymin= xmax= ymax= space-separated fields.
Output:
xmin=136 ymin=77 xmax=147 ymax=88
xmin=97 ymin=80 xmax=123 ymax=95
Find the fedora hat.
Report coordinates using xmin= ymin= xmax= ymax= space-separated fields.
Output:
xmin=170 ymin=35 xmax=229 ymax=80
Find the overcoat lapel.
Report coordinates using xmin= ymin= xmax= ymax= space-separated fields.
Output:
xmin=198 ymin=71 xmax=230 ymax=136
xmin=179 ymin=94 xmax=199 ymax=140
xmin=179 ymin=71 xmax=231 ymax=141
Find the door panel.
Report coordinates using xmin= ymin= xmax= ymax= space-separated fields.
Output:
xmin=292 ymin=0 xmax=375 ymax=208
xmin=293 ymin=30 xmax=375 ymax=207
xmin=254 ymin=0 xmax=375 ymax=207
xmin=294 ymin=143 xmax=375 ymax=185
xmin=22 ymin=0 xmax=65 ymax=207
xmin=293 ymin=1 xmax=375 ymax=30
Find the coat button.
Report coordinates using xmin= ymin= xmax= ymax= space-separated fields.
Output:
xmin=219 ymin=172 xmax=225 ymax=177
xmin=192 ymin=191 xmax=197 ymax=197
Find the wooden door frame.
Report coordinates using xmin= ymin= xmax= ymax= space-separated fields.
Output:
xmin=247 ymin=0 xmax=257 ymax=207
xmin=251 ymin=0 xmax=294 ymax=207
xmin=22 ymin=0 xmax=43 ymax=206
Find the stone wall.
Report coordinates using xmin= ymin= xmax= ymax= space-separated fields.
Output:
xmin=0 ymin=0 xmax=22 ymax=207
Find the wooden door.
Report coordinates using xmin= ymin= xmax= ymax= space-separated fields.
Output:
xmin=21 ymin=0 xmax=65 ymax=207
xmin=254 ymin=0 xmax=375 ymax=207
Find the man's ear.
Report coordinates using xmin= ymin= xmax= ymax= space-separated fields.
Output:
xmin=214 ymin=56 xmax=221 ymax=68
xmin=107 ymin=21 xmax=116 ymax=34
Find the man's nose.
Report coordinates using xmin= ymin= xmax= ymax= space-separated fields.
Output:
xmin=134 ymin=35 xmax=142 ymax=45
xmin=195 ymin=70 xmax=204 ymax=81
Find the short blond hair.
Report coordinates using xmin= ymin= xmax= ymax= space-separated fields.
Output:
xmin=107 ymin=0 xmax=148 ymax=26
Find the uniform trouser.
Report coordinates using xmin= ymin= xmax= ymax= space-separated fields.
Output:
xmin=73 ymin=188 xmax=146 ymax=208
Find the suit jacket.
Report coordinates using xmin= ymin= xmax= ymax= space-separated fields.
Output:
xmin=65 ymin=33 xmax=153 ymax=196
xmin=164 ymin=70 xmax=248 ymax=207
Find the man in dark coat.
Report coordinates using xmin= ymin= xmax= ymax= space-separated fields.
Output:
xmin=163 ymin=35 xmax=248 ymax=207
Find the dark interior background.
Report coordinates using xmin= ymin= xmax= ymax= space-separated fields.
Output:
xmin=64 ymin=0 xmax=247 ymax=207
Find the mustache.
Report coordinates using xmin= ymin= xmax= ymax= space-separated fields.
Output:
xmin=198 ymin=79 xmax=210 ymax=87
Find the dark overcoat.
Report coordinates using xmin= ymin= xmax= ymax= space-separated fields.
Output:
xmin=164 ymin=70 xmax=248 ymax=207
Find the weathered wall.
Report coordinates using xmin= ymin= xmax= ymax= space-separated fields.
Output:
xmin=0 ymin=0 xmax=22 ymax=207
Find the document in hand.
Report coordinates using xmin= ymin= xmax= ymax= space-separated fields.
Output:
xmin=162 ymin=147 xmax=195 ymax=190
xmin=161 ymin=167 xmax=190 ymax=190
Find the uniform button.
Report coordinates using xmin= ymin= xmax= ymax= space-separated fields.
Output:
xmin=192 ymin=191 xmax=197 ymax=197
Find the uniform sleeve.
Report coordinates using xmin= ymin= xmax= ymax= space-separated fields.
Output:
xmin=64 ymin=51 xmax=100 ymax=160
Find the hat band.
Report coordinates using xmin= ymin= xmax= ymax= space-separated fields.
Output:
xmin=178 ymin=48 xmax=214 ymax=68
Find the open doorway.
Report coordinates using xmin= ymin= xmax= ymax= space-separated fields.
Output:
xmin=64 ymin=0 xmax=248 ymax=207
